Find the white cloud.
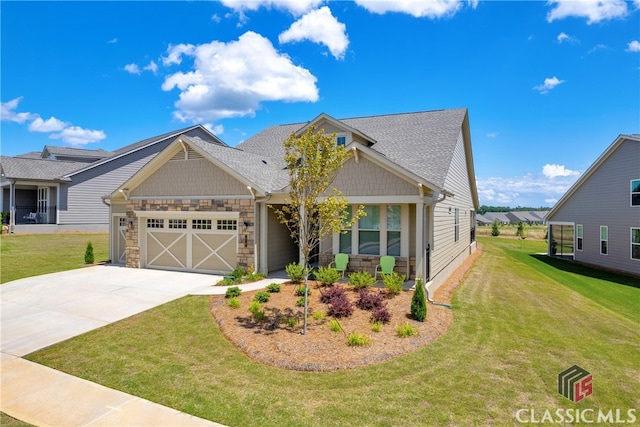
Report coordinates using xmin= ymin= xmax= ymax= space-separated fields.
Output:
xmin=143 ymin=61 xmax=158 ymax=74
xmin=161 ymin=31 xmax=319 ymax=123
xmin=354 ymin=0 xmax=477 ymax=18
xmin=220 ymin=0 xmax=322 ymax=17
xmin=205 ymin=123 xmax=225 ymax=135
xmin=557 ymin=32 xmax=578 ymax=43
xmin=626 ymin=40 xmax=640 ymax=52
xmin=486 ymin=132 xmax=498 ymax=138
xmin=1 ymin=97 xmax=106 ymax=147
xmin=546 ymin=0 xmax=629 ymax=24
xmin=49 ymin=126 xmax=106 ymax=147
xmin=279 ymin=6 xmax=349 ymax=59
xmin=1 ymin=97 xmax=37 ymax=123
xmin=476 ymin=165 xmax=581 ymax=207
xmin=107 ymin=38 xmax=118 ymax=44
xmin=542 ymin=163 xmax=579 ymax=179
xmin=211 ymin=14 xmax=222 ymax=23
xmin=28 ymin=117 xmax=68 ymax=132
xmin=162 ymin=43 xmax=195 ymax=66
xmin=124 ymin=63 xmax=141 ymax=75
xmin=545 ymin=198 xmax=558 ymax=204
xmin=588 ymin=43 xmax=607 ymax=54
xmin=533 ymin=76 xmax=565 ymax=94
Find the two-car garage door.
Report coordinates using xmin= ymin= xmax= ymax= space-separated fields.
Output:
xmin=140 ymin=213 xmax=239 ymax=274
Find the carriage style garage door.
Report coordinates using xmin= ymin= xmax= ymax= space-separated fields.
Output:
xmin=140 ymin=213 xmax=239 ymax=274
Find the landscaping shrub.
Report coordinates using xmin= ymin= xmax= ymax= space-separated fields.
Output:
xmin=254 ymin=291 xmax=270 ymax=303
xmin=253 ymin=310 xmax=266 ymax=322
xmin=266 ymin=283 xmax=281 ymax=293
xmin=329 ymin=319 xmax=342 ymax=332
xmin=371 ymin=321 xmax=382 ymax=332
xmin=347 ymin=332 xmax=372 ymax=347
xmin=312 ymin=310 xmax=326 ymax=321
xmin=315 ymin=265 xmax=341 ymax=286
xmin=327 ymin=293 xmax=354 ymax=318
xmin=319 ymin=285 xmax=346 ymax=304
xmin=285 ymin=262 xmax=305 ymax=283
xmin=230 ymin=267 xmax=245 ymax=282
xmin=294 ymin=285 xmax=311 ymax=297
xmin=227 ymin=297 xmax=241 ymax=309
xmin=285 ymin=316 xmax=297 ymax=327
xmin=216 ymin=277 xmax=235 ymax=286
xmin=225 ymin=286 xmax=242 ymax=299
xmin=397 ymin=322 xmax=417 ymax=337
xmin=348 ymin=270 xmax=375 ymax=289
xmin=356 ymin=288 xmax=385 ymax=310
xmin=245 ymin=265 xmax=265 ymax=281
xmin=382 ymin=272 xmax=405 ymax=295
xmin=410 ymin=278 xmax=427 ymax=322
xmin=371 ymin=305 xmax=392 ymax=324
xmin=248 ymin=300 xmax=262 ymax=315
xmin=84 ymin=242 xmax=95 ymax=264
xmin=295 ymin=297 xmax=306 ymax=307
xmin=491 ymin=219 xmax=500 ymax=236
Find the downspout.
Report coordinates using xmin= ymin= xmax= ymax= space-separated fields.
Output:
xmin=424 ymin=188 xmax=454 ymax=308
xmin=9 ymin=179 xmax=15 ymax=234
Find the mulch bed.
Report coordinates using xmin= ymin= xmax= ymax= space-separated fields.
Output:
xmin=209 ymin=245 xmax=482 ymax=372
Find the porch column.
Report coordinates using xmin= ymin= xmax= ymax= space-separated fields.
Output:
xmin=9 ymin=180 xmax=16 ymax=233
xmin=258 ymin=202 xmax=268 ymax=274
xmin=415 ymin=201 xmax=425 ymax=280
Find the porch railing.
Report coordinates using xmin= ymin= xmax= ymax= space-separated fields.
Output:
xmin=12 ymin=206 xmax=57 ymax=225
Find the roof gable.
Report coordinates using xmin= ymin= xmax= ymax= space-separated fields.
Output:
xmin=547 ymin=134 xmax=640 ymax=220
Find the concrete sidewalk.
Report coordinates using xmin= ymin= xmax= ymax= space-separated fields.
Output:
xmin=1 ymin=265 xmax=288 ymax=426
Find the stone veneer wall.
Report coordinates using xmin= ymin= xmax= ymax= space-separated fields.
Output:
xmin=319 ymin=252 xmax=416 ymax=279
xmin=125 ymin=198 xmax=255 ymax=270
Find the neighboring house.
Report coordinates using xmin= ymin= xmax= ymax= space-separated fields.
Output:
xmin=476 ymin=214 xmax=493 ymax=226
xmin=530 ymin=211 xmax=549 ymax=223
xmin=1 ymin=125 xmax=223 ymax=233
xmin=484 ymin=212 xmax=511 ymax=225
xmin=506 ymin=211 xmax=540 ymax=225
xmin=546 ymin=134 xmax=640 ymax=277
xmin=107 ymin=109 xmax=480 ymax=292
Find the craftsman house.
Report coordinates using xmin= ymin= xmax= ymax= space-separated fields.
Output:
xmin=107 ymin=109 xmax=479 ymax=291
xmin=546 ymin=134 xmax=640 ymax=277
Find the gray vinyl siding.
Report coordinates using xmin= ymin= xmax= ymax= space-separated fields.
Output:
xmin=431 ymin=131 xmax=476 ymax=284
xmin=548 ymin=139 xmax=640 ymax=275
xmin=331 ymin=157 xmax=418 ymax=196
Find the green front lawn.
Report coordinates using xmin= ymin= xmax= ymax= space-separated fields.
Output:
xmin=24 ymin=237 xmax=640 ymax=425
xmin=0 ymin=233 xmax=109 ymax=284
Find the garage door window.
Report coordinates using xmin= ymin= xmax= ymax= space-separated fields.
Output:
xmin=217 ymin=219 xmax=238 ymax=230
xmin=147 ymin=219 xmax=164 ymax=228
xmin=193 ymin=219 xmax=212 ymax=230
xmin=169 ymin=219 xmax=187 ymax=229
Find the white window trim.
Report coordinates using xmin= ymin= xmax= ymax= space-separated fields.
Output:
xmin=576 ymin=224 xmax=583 ymax=252
xmin=631 ymin=227 xmax=640 ymax=261
xmin=333 ymin=204 xmax=408 ymax=257
xmin=631 ymin=179 xmax=640 ymax=207
xmin=600 ymin=225 xmax=608 ymax=256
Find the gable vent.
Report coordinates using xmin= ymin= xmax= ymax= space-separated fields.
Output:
xmin=169 ymin=147 xmax=205 ymax=161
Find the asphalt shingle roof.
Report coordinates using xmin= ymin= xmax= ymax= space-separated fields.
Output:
xmin=237 ymin=109 xmax=468 ymax=189
xmin=43 ymin=146 xmax=112 ymax=159
xmin=0 ymin=156 xmax=82 ymax=181
xmin=185 ymin=136 xmax=289 ymax=193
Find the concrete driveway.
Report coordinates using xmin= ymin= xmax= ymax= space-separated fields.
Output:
xmin=1 ymin=265 xmax=283 ymax=426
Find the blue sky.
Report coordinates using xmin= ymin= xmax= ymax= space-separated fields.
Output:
xmin=2 ymin=0 xmax=639 ymax=208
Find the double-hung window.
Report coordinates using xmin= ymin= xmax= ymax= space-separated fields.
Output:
xmin=632 ymin=179 xmax=640 ymax=206
xmin=576 ymin=224 xmax=583 ymax=251
xmin=631 ymin=228 xmax=640 ymax=261
xmin=387 ymin=205 xmax=401 ymax=256
xmin=600 ymin=226 xmax=608 ymax=255
xmin=358 ymin=206 xmax=380 ymax=255
xmin=339 ymin=206 xmax=353 ymax=254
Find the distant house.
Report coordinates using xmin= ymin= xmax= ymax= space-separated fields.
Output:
xmin=545 ymin=134 xmax=640 ymax=277
xmin=1 ymin=126 xmax=222 ymax=233
xmin=106 ymin=109 xmax=480 ymax=291
xmin=506 ymin=211 xmax=541 ymax=225
xmin=484 ymin=212 xmax=511 ymax=225
xmin=530 ymin=211 xmax=549 ymax=223
xmin=476 ymin=213 xmax=493 ymax=226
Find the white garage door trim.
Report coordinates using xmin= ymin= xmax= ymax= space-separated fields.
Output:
xmin=140 ymin=213 xmax=239 ymax=274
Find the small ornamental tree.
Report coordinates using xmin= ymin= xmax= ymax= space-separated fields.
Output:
xmin=411 ymin=278 xmax=427 ymax=322
xmin=84 ymin=242 xmax=95 ymax=264
xmin=491 ymin=219 xmax=501 ymax=237
xmin=516 ymin=222 xmax=526 ymax=239
xmin=271 ymin=126 xmax=364 ymax=334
